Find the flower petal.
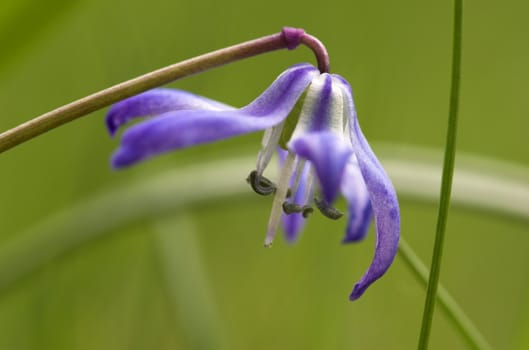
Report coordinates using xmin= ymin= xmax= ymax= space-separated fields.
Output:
xmin=340 ymin=158 xmax=373 ymax=243
xmin=337 ymin=79 xmax=400 ymax=301
xmin=112 ymin=64 xmax=319 ymax=168
xmin=290 ymin=74 xmax=345 ymax=140
xmin=106 ymin=88 xmax=232 ymax=136
xmin=289 ymin=132 xmax=352 ymax=204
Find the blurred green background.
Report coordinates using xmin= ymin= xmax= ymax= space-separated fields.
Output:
xmin=0 ymin=0 xmax=527 ymax=349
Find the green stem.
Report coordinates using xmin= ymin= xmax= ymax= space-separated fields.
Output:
xmin=0 ymin=28 xmax=328 ymax=154
xmin=418 ymin=0 xmax=463 ymax=348
xmin=399 ymin=239 xmax=492 ymax=350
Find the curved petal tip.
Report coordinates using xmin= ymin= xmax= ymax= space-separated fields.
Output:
xmin=349 ymin=282 xmax=368 ymax=301
xmin=110 ymin=147 xmax=137 ymax=169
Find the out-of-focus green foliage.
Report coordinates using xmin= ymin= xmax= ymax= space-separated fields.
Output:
xmin=0 ymin=0 xmax=527 ymax=349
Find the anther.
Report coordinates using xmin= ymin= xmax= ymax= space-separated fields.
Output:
xmin=282 ymin=202 xmax=302 ymax=214
xmin=246 ymin=170 xmax=276 ymax=196
xmin=302 ymin=205 xmax=314 ymax=218
xmin=314 ymin=198 xmax=343 ymax=220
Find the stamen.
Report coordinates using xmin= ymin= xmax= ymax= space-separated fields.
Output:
xmin=246 ymin=170 xmax=276 ymax=196
xmin=314 ymin=197 xmax=343 ymax=220
xmin=256 ymin=122 xmax=285 ymax=175
xmin=264 ymin=151 xmax=297 ymax=247
xmin=289 ymin=159 xmax=306 ymax=199
xmin=303 ymin=165 xmax=316 ymax=204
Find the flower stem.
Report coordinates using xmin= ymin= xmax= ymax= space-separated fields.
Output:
xmin=418 ymin=0 xmax=463 ymax=349
xmin=0 ymin=27 xmax=329 ymax=154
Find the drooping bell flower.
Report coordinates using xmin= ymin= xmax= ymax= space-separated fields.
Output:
xmin=106 ymin=63 xmax=400 ymax=300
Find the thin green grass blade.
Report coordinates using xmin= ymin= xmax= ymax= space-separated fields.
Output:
xmin=418 ymin=0 xmax=463 ymax=347
xmin=399 ymin=239 xmax=492 ymax=350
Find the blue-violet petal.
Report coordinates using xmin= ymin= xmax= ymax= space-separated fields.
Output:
xmin=340 ymin=159 xmax=373 ymax=243
xmin=289 ymin=131 xmax=352 ymax=204
xmin=106 ymin=88 xmax=232 ymax=136
xmin=338 ymin=81 xmax=400 ymax=301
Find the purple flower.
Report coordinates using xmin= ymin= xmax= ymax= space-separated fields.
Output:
xmin=106 ymin=63 xmax=400 ymax=300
